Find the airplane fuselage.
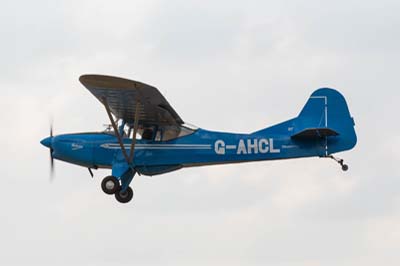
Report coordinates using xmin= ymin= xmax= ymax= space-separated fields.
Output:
xmin=47 ymin=121 xmax=332 ymax=176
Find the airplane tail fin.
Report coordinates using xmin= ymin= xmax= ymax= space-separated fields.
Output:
xmin=292 ymin=88 xmax=357 ymax=154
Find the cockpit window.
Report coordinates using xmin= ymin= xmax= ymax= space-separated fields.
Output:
xmin=158 ymin=124 xmax=197 ymax=141
xmin=102 ymin=121 xmax=198 ymax=141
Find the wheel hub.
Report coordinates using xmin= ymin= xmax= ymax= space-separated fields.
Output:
xmin=105 ymin=180 xmax=115 ymax=190
xmin=119 ymin=191 xmax=128 ymax=198
xmin=101 ymin=176 xmax=120 ymax=195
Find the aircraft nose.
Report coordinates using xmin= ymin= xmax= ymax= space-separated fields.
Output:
xmin=40 ymin=136 xmax=53 ymax=148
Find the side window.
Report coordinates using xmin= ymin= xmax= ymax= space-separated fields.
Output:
xmin=178 ymin=126 xmax=194 ymax=138
xmin=162 ymin=126 xmax=181 ymax=141
xmin=129 ymin=127 xmax=142 ymax=140
xmin=160 ymin=125 xmax=196 ymax=141
xmin=155 ymin=130 xmax=162 ymax=141
xmin=134 ymin=124 xmax=198 ymax=142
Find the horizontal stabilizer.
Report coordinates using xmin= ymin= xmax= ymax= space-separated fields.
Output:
xmin=291 ymin=128 xmax=339 ymax=139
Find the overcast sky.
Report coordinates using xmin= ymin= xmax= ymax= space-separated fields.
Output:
xmin=1 ymin=0 xmax=399 ymax=265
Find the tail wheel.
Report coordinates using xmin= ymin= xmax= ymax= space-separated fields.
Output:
xmin=327 ymin=155 xmax=349 ymax=172
xmin=115 ymin=187 xmax=134 ymax=203
xmin=101 ymin=176 xmax=120 ymax=195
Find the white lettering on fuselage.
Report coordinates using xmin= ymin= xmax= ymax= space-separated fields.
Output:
xmin=215 ymin=140 xmax=225 ymax=155
xmin=214 ymin=138 xmax=280 ymax=155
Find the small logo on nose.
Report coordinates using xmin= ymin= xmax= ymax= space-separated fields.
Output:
xmin=71 ymin=143 xmax=83 ymax=150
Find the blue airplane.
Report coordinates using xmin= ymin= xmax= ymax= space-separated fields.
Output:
xmin=40 ymin=75 xmax=357 ymax=203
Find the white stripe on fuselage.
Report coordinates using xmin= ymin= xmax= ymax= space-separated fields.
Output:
xmin=100 ymin=143 xmax=212 ymax=150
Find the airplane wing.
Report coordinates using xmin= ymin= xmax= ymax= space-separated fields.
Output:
xmin=79 ymin=74 xmax=184 ymax=126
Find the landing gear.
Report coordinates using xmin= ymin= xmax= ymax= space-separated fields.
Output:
xmin=101 ymin=176 xmax=120 ymax=194
xmin=115 ymin=187 xmax=134 ymax=203
xmin=328 ymin=155 xmax=349 ymax=171
xmin=101 ymin=167 xmax=136 ymax=203
xmin=101 ymin=175 xmax=134 ymax=203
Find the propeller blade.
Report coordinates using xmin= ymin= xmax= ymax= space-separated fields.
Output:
xmin=49 ymin=121 xmax=54 ymax=181
xmin=50 ymin=148 xmax=55 ymax=181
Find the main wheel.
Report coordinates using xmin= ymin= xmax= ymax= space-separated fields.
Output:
xmin=115 ymin=187 xmax=134 ymax=204
xmin=342 ymin=164 xmax=349 ymax=171
xmin=101 ymin=176 xmax=120 ymax=195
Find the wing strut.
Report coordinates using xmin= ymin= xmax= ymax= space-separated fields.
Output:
xmin=128 ymin=101 xmax=140 ymax=163
xmin=103 ymin=98 xmax=131 ymax=164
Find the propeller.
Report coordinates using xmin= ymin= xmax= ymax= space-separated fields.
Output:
xmin=49 ymin=122 xmax=55 ymax=181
